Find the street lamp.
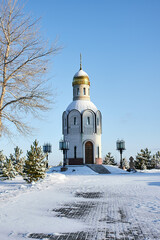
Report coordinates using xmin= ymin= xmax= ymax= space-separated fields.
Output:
xmin=116 ymin=140 xmax=125 ymax=168
xmin=59 ymin=139 xmax=69 ymax=171
xmin=43 ymin=143 xmax=52 ymax=168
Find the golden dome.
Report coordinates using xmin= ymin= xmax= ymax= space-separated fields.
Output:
xmin=72 ymin=54 xmax=90 ymax=86
xmin=72 ymin=69 xmax=90 ymax=86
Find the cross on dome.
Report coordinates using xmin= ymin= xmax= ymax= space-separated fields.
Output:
xmin=72 ymin=55 xmax=90 ymax=87
xmin=80 ymin=53 xmax=82 ymax=70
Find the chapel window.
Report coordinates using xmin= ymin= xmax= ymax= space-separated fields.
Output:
xmin=87 ymin=117 xmax=90 ymax=125
xmin=77 ymin=88 xmax=80 ymax=95
xmin=97 ymin=146 xmax=100 ymax=158
xmin=74 ymin=117 xmax=77 ymax=125
xmin=83 ymin=88 xmax=86 ymax=95
xmin=74 ymin=146 xmax=77 ymax=159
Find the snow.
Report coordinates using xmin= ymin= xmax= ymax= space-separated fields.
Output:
xmin=103 ymin=165 xmax=130 ymax=174
xmin=66 ymin=100 xmax=98 ymax=113
xmin=73 ymin=69 xmax=89 ymax=78
xmin=50 ymin=165 xmax=99 ymax=175
xmin=0 ymin=166 xmax=160 ymax=239
xmin=138 ymin=168 xmax=160 ymax=173
xmin=51 ymin=165 xmax=129 ymax=175
xmin=0 ymin=173 xmax=83 ymax=240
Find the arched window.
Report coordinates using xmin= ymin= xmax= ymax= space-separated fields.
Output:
xmin=77 ymin=88 xmax=79 ymax=95
xmin=74 ymin=146 xmax=77 ymax=158
xmin=87 ymin=116 xmax=90 ymax=125
xmin=97 ymin=146 xmax=100 ymax=158
xmin=83 ymin=88 xmax=86 ymax=95
xmin=74 ymin=117 xmax=77 ymax=125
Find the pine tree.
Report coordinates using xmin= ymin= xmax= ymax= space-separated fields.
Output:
xmin=23 ymin=140 xmax=46 ymax=183
xmin=151 ymin=155 xmax=156 ymax=169
xmin=152 ymin=151 xmax=160 ymax=169
xmin=2 ymin=157 xmax=16 ymax=179
xmin=0 ymin=151 xmax=6 ymax=178
xmin=103 ymin=152 xmax=116 ymax=165
xmin=0 ymin=151 xmax=17 ymax=180
xmin=156 ymin=151 xmax=160 ymax=167
xmin=11 ymin=147 xmax=25 ymax=175
xmin=135 ymin=148 xmax=152 ymax=170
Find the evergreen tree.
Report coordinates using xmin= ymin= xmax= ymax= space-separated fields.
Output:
xmin=2 ymin=157 xmax=16 ymax=179
xmin=0 ymin=151 xmax=16 ymax=180
xmin=135 ymin=148 xmax=152 ymax=170
xmin=103 ymin=152 xmax=116 ymax=165
xmin=11 ymin=147 xmax=25 ymax=175
xmin=0 ymin=151 xmax=6 ymax=178
xmin=23 ymin=140 xmax=46 ymax=183
xmin=156 ymin=151 xmax=160 ymax=167
xmin=151 ymin=155 xmax=156 ymax=169
xmin=152 ymin=151 xmax=160 ymax=169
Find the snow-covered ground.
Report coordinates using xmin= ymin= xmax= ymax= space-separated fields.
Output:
xmin=51 ymin=165 xmax=129 ymax=174
xmin=0 ymin=166 xmax=160 ymax=239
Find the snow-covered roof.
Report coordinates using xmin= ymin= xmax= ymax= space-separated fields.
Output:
xmin=66 ymin=100 xmax=98 ymax=114
xmin=73 ymin=69 xmax=89 ymax=78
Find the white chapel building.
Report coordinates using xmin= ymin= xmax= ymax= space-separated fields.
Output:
xmin=62 ymin=57 xmax=102 ymax=165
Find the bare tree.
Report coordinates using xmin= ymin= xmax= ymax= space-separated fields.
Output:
xmin=0 ymin=0 xmax=60 ymax=137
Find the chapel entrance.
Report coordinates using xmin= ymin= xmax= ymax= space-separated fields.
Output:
xmin=85 ymin=141 xmax=94 ymax=164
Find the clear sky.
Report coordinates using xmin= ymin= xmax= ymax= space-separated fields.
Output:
xmin=1 ymin=0 xmax=160 ymax=165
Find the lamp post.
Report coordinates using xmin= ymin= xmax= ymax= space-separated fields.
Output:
xmin=59 ymin=139 xmax=69 ymax=171
xmin=43 ymin=143 xmax=52 ymax=168
xmin=116 ymin=140 xmax=125 ymax=168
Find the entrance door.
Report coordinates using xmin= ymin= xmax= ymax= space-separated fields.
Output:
xmin=85 ymin=141 xmax=93 ymax=164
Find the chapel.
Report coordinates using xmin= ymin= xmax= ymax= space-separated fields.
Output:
xmin=62 ymin=56 xmax=102 ymax=165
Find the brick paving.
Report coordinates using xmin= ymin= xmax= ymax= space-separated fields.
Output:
xmin=28 ymin=187 xmax=160 ymax=240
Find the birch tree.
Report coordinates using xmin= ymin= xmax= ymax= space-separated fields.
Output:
xmin=0 ymin=0 xmax=60 ymax=136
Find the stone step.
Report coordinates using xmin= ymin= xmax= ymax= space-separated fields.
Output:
xmin=86 ymin=164 xmax=111 ymax=174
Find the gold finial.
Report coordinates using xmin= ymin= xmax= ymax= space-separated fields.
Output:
xmin=80 ymin=53 xmax=82 ymax=70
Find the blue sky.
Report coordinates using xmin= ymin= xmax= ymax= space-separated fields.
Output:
xmin=1 ymin=0 xmax=160 ymax=165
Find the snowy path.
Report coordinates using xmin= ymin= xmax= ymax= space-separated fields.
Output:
xmin=0 ymin=167 xmax=160 ymax=239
